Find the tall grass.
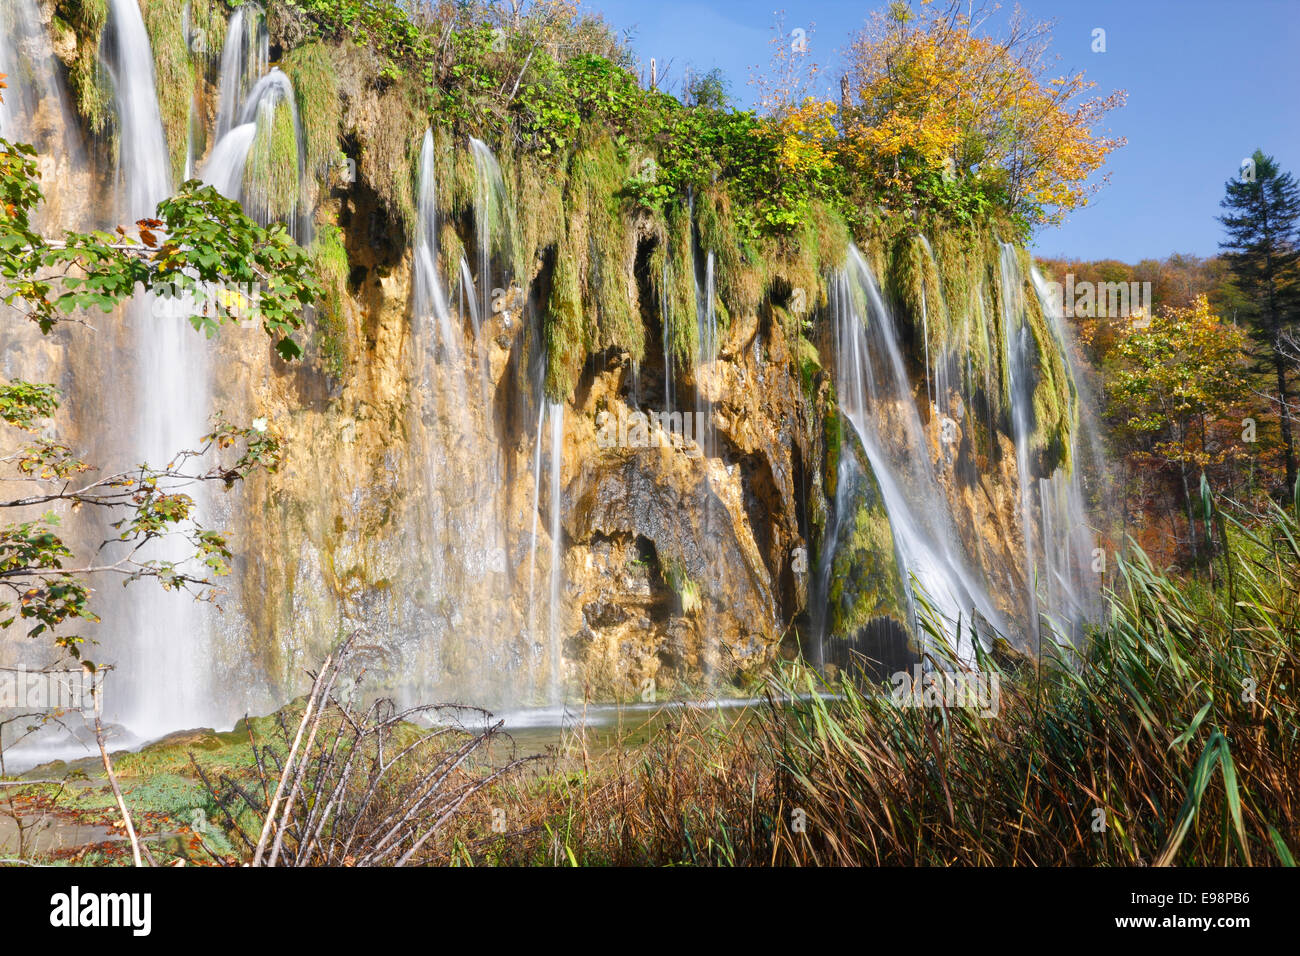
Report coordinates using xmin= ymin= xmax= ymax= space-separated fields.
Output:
xmin=459 ymin=488 xmax=1298 ymax=866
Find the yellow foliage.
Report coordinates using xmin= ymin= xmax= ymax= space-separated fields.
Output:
xmin=842 ymin=1 xmax=1125 ymax=224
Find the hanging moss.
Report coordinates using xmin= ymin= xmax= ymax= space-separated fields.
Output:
xmin=656 ymin=201 xmax=699 ymax=370
xmin=281 ymin=43 xmax=340 ymax=186
xmin=696 ymin=185 xmax=750 ymax=327
xmin=139 ymin=0 xmax=228 ymax=184
xmin=1018 ymin=252 xmax=1076 ymax=475
xmin=544 ymin=238 xmax=589 ymax=400
xmin=510 ymin=148 xmax=567 ymax=285
xmin=309 ymin=222 xmax=350 ymax=378
xmin=359 ymin=83 xmax=423 ymax=237
xmin=565 ymin=131 xmax=642 ymax=363
xmin=826 ymin=428 xmax=908 ymax=638
xmin=662 ymin=556 xmax=702 ymax=617
xmin=141 ymin=0 xmax=193 ymax=183
xmin=245 ymin=93 xmax=300 ymax=223
xmin=52 ymin=0 xmax=112 ymax=137
xmin=438 ymin=222 xmax=465 ymax=282
xmin=765 ymin=201 xmax=849 ymax=339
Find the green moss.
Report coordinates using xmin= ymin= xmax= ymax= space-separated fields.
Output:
xmin=362 ymin=82 xmax=424 ymax=238
xmin=765 ymin=201 xmax=849 ymax=339
xmin=510 ymin=148 xmax=567 ymax=285
xmin=656 ymin=202 xmax=699 ymax=370
xmin=662 ymin=556 xmax=702 ymax=616
xmin=826 ymin=428 xmax=908 ymax=636
xmin=439 ymin=222 xmax=465 ymax=283
xmin=309 ymin=222 xmax=350 ymax=378
xmin=796 ymin=331 xmax=822 ymax=400
xmin=140 ymin=0 xmax=228 ymax=184
xmin=1018 ymin=257 xmax=1075 ymax=474
xmin=54 ymin=0 xmax=112 ymax=137
xmin=142 ymin=0 xmax=193 ymax=184
xmin=245 ymin=89 xmax=301 ymax=223
xmin=544 ymin=237 xmax=588 ymax=400
xmin=281 ymin=42 xmax=340 ymax=187
xmin=566 ymin=131 xmax=641 ymax=360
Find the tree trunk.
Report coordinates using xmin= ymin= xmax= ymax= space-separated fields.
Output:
xmin=1274 ymin=345 xmax=1297 ymax=493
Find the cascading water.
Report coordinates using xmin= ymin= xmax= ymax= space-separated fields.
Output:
xmin=1030 ymin=265 xmax=1102 ymax=640
xmin=998 ymin=243 xmax=1042 ymax=643
xmin=0 ymin=0 xmax=85 ymax=233
xmin=546 ymin=402 xmax=565 ymax=703
xmin=406 ymin=130 xmax=520 ymax=703
xmin=215 ymin=3 xmax=268 ymax=141
xmin=0 ymin=0 xmax=76 ymax=148
xmin=102 ymin=0 xmax=214 ymax=735
xmin=203 ymin=7 xmax=303 ymax=236
xmin=823 ymin=245 xmax=1004 ymax=658
xmin=997 ymin=244 xmax=1100 ymax=646
xmin=468 ymin=137 xmax=509 ymax=323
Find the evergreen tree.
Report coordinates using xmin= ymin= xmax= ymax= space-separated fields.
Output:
xmin=1218 ymin=149 xmax=1300 ymax=493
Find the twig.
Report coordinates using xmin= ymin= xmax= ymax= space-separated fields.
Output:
xmin=95 ymin=716 xmax=143 ymax=868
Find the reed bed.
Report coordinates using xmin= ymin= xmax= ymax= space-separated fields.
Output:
xmin=445 ymin=487 xmax=1298 ymax=866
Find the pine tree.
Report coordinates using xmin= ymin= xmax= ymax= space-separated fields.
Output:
xmin=1218 ymin=149 xmax=1300 ymax=493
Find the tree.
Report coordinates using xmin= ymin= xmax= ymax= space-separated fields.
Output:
xmin=1218 ymin=148 xmax=1300 ymax=494
xmin=0 ymin=77 xmax=321 ymax=669
xmin=1105 ymin=296 xmax=1251 ymax=557
xmin=841 ymin=0 xmax=1125 ymax=227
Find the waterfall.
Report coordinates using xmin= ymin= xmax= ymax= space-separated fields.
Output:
xmin=997 ymin=243 xmax=1041 ymax=643
xmin=0 ymin=0 xmax=75 ymax=145
xmin=203 ymin=7 xmax=303 ymax=237
xmin=526 ymin=399 xmax=548 ymax=691
xmin=826 ymin=245 xmax=1003 ymax=657
xmin=693 ymin=249 xmax=717 ymax=460
xmin=103 ymin=0 xmax=214 ymax=736
xmin=1030 ymin=266 xmax=1102 ymax=640
xmin=547 ymin=402 xmax=565 ymax=703
xmin=0 ymin=0 xmax=85 ymax=232
xmin=203 ymin=121 xmax=257 ymax=196
xmin=468 ymin=136 xmax=510 ymax=324
xmin=215 ymin=3 xmax=268 ymax=142
xmin=660 ymin=257 xmax=674 ymax=412
xmin=413 ymin=129 xmax=455 ymax=348
xmin=996 ymin=245 xmax=1101 ymax=646
xmin=408 ymin=130 xmax=520 ymax=703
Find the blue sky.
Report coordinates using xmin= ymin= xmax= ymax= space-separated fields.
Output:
xmin=582 ymin=0 xmax=1300 ymax=263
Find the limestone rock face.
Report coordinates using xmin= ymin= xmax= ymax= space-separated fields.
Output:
xmin=2 ymin=17 xmax=1102 ymax=728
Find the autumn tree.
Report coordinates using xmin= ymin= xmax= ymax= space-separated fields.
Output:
xmin=841 ymin=0 xmax=1125 ymax=228
xmin=1105 ymin=296 xmax=1252 ymax=557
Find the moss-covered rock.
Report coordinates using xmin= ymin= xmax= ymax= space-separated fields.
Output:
xmin=824 ymin=423 xmax=908 ymax=639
